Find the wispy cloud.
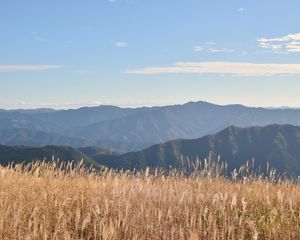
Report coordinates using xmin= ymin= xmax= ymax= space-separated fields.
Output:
xmin=258 ymin=33 xmax=300 ymax=53
xmin=124 ymin=61 xmax=300 ymax=76
xmin=115 ymin=41 xmax=128 ymax=47
xmin=0 ymin=65 xmax=62 ymax=73
xmin=237 ymin=7 xmax=245 ymax=12
xmin=194 ymin=42 xmax=235 ymax=54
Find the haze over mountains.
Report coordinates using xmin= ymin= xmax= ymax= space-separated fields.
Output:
xmin=1 ymin=101 xmax=300 ymax=152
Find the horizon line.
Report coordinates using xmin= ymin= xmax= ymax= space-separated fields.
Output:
xmin=0 ymin=100 xmax=300 ymax=111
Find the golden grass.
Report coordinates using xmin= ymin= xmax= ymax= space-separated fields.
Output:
xmin=0 ymin=160 xmax=299 ymax=240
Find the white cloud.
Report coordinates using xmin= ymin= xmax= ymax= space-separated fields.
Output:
xmin=237 ymin=7 xmax=245 ymax=12
xmin=0 ymin=65 xmax=61 ymax=73
xmin=258 ymin=33 xmax=300 ymax=53
xmin=286 ymin=45 xmax=300 ymax=53
xmin=115 ymin=41 xmax=128 ymax=47
xmin=124 ymin=61 xmax=300 ymax=76
xmin=194 ymin=43 xmax=234 ymax=54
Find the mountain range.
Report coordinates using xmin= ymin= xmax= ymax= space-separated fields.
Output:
xmin=97 ymin=124 xmax=300 ymax=177
xmin=1 ymin=101 xmax=300 ymax=152
xmin=0 ymin=124 xmax=300 ymax=177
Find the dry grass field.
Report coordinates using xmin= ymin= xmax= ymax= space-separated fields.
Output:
xmin=0 ymin=160 xmax=299 ymax=240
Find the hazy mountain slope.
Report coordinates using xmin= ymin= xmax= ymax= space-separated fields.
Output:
xmin=38 ymin=105 xmax=149 ymax=129
xmin=0 ymin=112 xmax=62 ymax=133
xmin=1 ymin=125 xmax=300 ymax=176
xmin=79 ymin=146 xmax=119 ymax=156
xmin=0 ymin=145 xmax=101 ymax=168
xmin=0 ymin=128 xmax=113 ymax=148
xmin=2 ymin=101 xmax=300 ymax=152
xmin=79 ymin=146 xmax=120 ymax=164
xmin=97 ymin=125 xmax=300 ymax=176
xmin=0 ymin=105 xmax=150 ymax=132
xmin=0 ymin=128 xmax=151 ymax=153
xmin=68 ymin=101 xmax=300 ymax=151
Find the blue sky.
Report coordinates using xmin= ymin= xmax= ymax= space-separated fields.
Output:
xmin=0 ymin=0 xmax=300 ymax=109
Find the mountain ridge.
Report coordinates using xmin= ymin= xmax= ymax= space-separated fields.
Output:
xmin=92 ymin=124 xmax=300 ymax=177
xmin=1 ymin=100 xmax=300 ymax=152
xmin=0 ymin=124 xmax=300 ymax=176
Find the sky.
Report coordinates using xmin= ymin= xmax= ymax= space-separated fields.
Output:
xmin=0 ymin=0 xmax=300 ymax=109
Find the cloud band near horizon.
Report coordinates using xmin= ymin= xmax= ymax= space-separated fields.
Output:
xmin=124 ymin=61 xmax=300 ymax=76
xmin=0 ymin=65 xmax=62 ymax=73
